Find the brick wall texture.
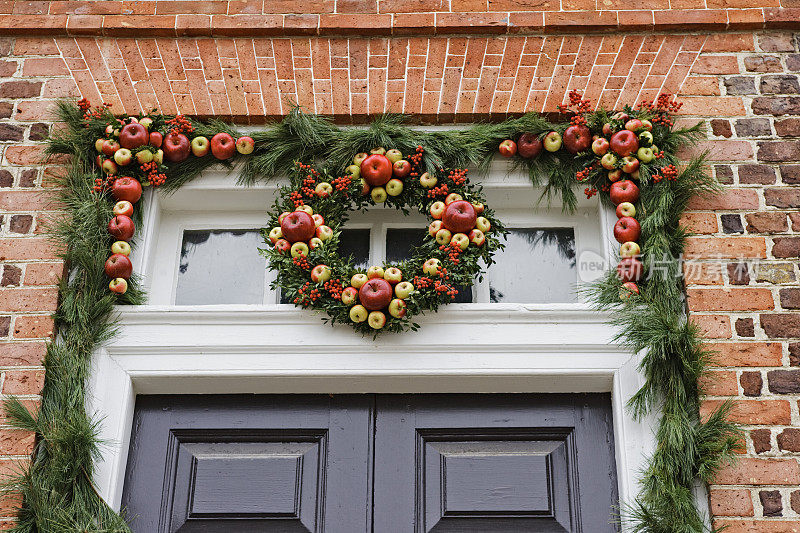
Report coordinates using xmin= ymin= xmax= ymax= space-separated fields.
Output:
xmin=0 ymin=2 xmax=799 ymax=530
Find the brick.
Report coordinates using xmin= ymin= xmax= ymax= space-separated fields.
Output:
xmin=751 ymin=428 xmax=772 ymax=454
xmin=772 ymin=237 xmax=800 ymax=257
xmin=781 ymin=288 xmax=800 ymax=309
xmin=684 ymin=237 xmax=766 ymax=259
xmin=12 ymin=315 xmax=53 ymax=339
xmin=761 ymin=75 xmax=800 ymax=95
xmin=681 ymin=212 xmax=718 ymax=234
xmin=725 ymin=76 xmax=756 ymax=95
xmin=776 ymin=118 xmax=800 ymax=137
xmin=1 ymin=265 xmax=20 ymax=287
xmin=8 ymin=215 xmax=33 ymax=234
xmin=739 ymin=164 xmax=777 ymax=184
xmin=0 ymin=430 xmax=34 ymax=456
xmin=789 ymin=53 xmax=800 ymax=72
xmin=781 ymin=164 xmax=800 ymax=184
xmin=735 ymin=118 xmax=772 ymax=137
xmin=736 ymin=317 xmax=756 ymax=337
xmin=791 ymin=343 xmax=800 ymax=366
xmin=744 ymin=55 xmax=783 ymax=73
xmin=740 ymin=371 xmax=763 ymax=396
xmin=758 ymin=34 xmax=796 ymax=52
xmin=23 ymin=262 xmax=62 ymax=286
xmin=758 ymin=141 xmax=800 ymax=162
xmin=0 ymin=342 xmax=45 ymax=366
xmin=0 ymin=124 xmax=23 ymax=142
xmin=18 ymin=169 xmax=36 ymax=188
xmin=766 ymin=189 xmax=800 ymax=208
xmin=713 ymin=458 xmax=800 ymax=485
xmin=1 ymin=369 xmax=44 ymax=395
xmin=0 ymin=287 xmax=58 ymax=313
xmin=0 ymin=238 xmax=60 ymax=261
xmin=689 ymin=289 xmax=774 ymax=311
xmin=0 ymin=169 xmax=12 ymax=187
xmin=706 ymin=342 xmax=783 ymax=367
xmin=777 ymin=428 xmax=800 ymax=452
xmin=691 ymin=314 xmax=731 ymax=339
xmin=792 ymin=491 xmax=800 ymax=514
xmin=762 ymin=314 xmax=800 ymax=337
xmin=687 ymin=189 xmax=759 ymax=210
xmin=710 ymin=488 xmax=754 ymax=517
xmin=721 ymin=214 xmax=744 ymax=233
xmin=702 ymin=399 xmax=790 ymax=425
xmin=701 ymin=370 xmax=738 ymax=395
xmin=711 ymin=119 xmax=732 ymax=137
xmin=0 ymin=316 xmax=9 ymax=337
xmin=754 ymin=263 xmax=796 ymax=284
xmin=746 ymin=212 xmax=788 ymax=233
xmin=714 ymin=519 xmax=800 ymax=532
xmin=693 ymin=55 xmax=739 ymax=75
xmin=715 ymin=165 xmax=734 ymax=184
xmin=760 ymin=490 xmax=783 ymax=517
xmin=752 ymin=96 xmax=800 ymax=116
xmin=728 ymin=262 xmax=751 ymax=285
xmin=767 ymin=369 xmax=800 ymax=393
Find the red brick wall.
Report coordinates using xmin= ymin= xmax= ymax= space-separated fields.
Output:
xmin=0 ymin=6 xmax=798 ymax=530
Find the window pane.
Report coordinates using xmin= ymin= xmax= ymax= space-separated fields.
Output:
xmin=339 ymin=229 xmax=370 ymax=270
xmin=489 ymin=228 xmax=577 ymax=303
xmin=176 ymin=230 xmax=264 ymax=305
xmin=386 ymin=228 xmax=472 ymax=303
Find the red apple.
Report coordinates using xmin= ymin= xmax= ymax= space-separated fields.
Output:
xmin=119 ymin=123 xmax=149 ymax=150
xmin=163 ymin=132 xmax=190 ymax=163
xmin=358 ymin=278 xmax=393 ymax=311
xmin=111 ymin=177 xmax=143 ymax=203
xmin=392 ymin=159 xmax=411 ymax=178
xmin=442 ymin=201 xmax=477 ymax=233
xmin=614 ymin=216 xmax=641 ymax=243
xmin=236 ymin=136 xmax=255 ymax=155
xmin=592 ymin=137 xmax=610 ymax=156
xmin=274 ymin=239 xmax=291 ymax=254
xmin=104 ymin=253 xmax=133 ymax=279
xmin=280 ymin=211 xmax=315 ymax=243
xmin=625 ymin=119 xmax=643 ymax=132
xmin=608 ymin=169 xmax=623 ymax=182
xmin=498 ymin=139 xmax=517 ymax=157
xmin=149 ymin=131 xmax=163 ymax=148
xmin=469 ymin=229 xmax=486 ymax=246
xmin=563 ymin=124 xmax=592 ymax=154
xmin=517 ymin=133 xmax=543 ymax=158
xmin=617 ymin=257 xmax=643 ymax=282
xmin=620 ymin=281 xmax=639 ymax=300
xmin=102 ymin=139 xmax=120 ymax=157
xmin=388 ymin=299 xmax=407 ymax=319
xmin=113 ymin=200 xmax=134 ymax=217
xmin=602 ymin=123 xmax=614 ymax=137
xmin=102 ymin=159 xmax=118 ymax=175
xmin=360 ymin=154 xmax=393 ymax=187
xmin=609 ymin=179 xmax=640 ymax=205
xmin=621 ymin=155 xmax=640 ymax=174
xmin=610 ymin=130 xmax=639 ymax=157
xmin=210 ymin=132 xmax=236 ymax=160
xmin=310 ymin=265 xmax=332 ymax=283
xmin=109 ymin=277 xmax=128 ymax=294
xmin=613 ymin=112 xmax=630 ymax=123
xmin=108 ymin=215 xmax=135 ymax=241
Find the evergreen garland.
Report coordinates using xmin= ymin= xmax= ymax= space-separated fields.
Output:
xmin=2 ymin=96 xmax=740 ymax=532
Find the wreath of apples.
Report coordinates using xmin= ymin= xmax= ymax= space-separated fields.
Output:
xmin=263 ymin=147 xmax=506 ymax=334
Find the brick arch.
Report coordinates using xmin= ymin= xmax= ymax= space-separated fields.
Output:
xmin=54 ymin=34 xmax=708 ymax=123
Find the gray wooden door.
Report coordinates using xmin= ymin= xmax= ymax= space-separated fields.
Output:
xmin=122 ymin=394 xmax=618 ymax=533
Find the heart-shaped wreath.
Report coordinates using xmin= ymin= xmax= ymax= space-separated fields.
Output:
xmin=263 ymin=147 xmax=506 ymax=334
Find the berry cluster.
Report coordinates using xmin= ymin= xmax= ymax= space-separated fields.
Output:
xmin=292 ymin=254 xmax=311 ymax=270
xmin=662 ymin=164 xmax=679 ymax=181
xmin=447 ymin=168 xmax=468 ymax=187
xmin=412 ymin=275 xmax=433 ymax=289
xmin=293 ymin=282 xmax=322 ymax=307
xmin=427 ymin=183 xmax=449 ymax=199
xmin=557 ymin=89 xmax=593 ymax=119
xmin=407 ymin=146 xmax=425 ymax=178
xmin=165 ymin=114 xmax=194 ymax=135
xmin=300 ymin=174 xmax=317 ymax=197
xmin=575 ymin=162 xmax=597 ymax=182
xmin=323 ymin=279 xmax=343 ymax=299
xmin=92 ymin=175 xmax=115 ymax=193
xmin=289 ymin=190 xmax=304 ymax=207
xmin=584 ymin=187 xmax=598 ymax=199
xmin=439 ymin=241 xmax=464 ymax=264
xmin=331 ymin=175 xmax=352 ymax=193
xmin=639 ymin=93 xmax=683 ymax=127
xmin=78 ymin=99 xmax=112 ymax=120
xmin=140 ymin=161 xmax=166 ymax=187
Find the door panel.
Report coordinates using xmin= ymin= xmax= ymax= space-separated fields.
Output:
xmin=121 ymin=395 xmax=373 ymax=533
xmin=122 ymin=394 xmax=617 ymax=533
xmin=372 ymin=394 xmax=617 ymax=533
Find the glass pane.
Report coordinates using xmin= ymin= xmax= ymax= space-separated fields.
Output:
xmin=176 ymin=230 xmax=265 ymax=305
xmin=489 ymin=228 xmax=577 ymax=303
xmin=386 ymin=228 xmax=472 ymax=303
xmin=386 ymin=228 xmax=426 ymax=263
xmin=339 ymin=229 xmax=371 ymax=270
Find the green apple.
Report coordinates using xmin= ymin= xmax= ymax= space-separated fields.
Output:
xmin=543 ymin=131 xmax=562 ymax=152
xmin=351 ymin=273 xmax=368 ymax=289
xmin=385 ymin=149 xmax=403 ymax=163
xmin=268 ymin=227 xmax=283 ymax=244
xmin=290 ymin=242 xmax=309 ymax=258
xmin=445 ymin=193 xmax=463 ymax=205
xmin=395 ymin=281 xmax=414 ymax=299
xmin=315 ymin=182 xmax=333 ymax=197
xmin=367 ymin=266 xmax=385 ymax=279
xmin=429 ymin=220 xmax=443 ymax=237
xmin=638 ymin=131 xmax=654 ymax=146
xmin=353 ymin=153 xmax=368 ymax=166
xmin=435 ymin=228 xmax=452 ymax=245
xmin=295 ymin=204 xmax=313 ymax=216
xmin=451 ymin=233 xmax=469 ymax=250
xmin=349 ymin=304 xmax=368 ymax=323
xmin=136 ymin=149 xmax=153 ymax=164
xmin=419 ymin=172 xmax=437 ymax=188
xmin=386 ymin=178 xmax=403 ymax=196
xmin=430 ymin=201 xmax=446 ymax=219
xmin=636 ymin=147 xmax=655 ymax=164
xmin=620 ymin=241 xmax=641 ymax=257
xmin=384 ymin=267 xmax=402 ymax=284
xmin=368 ymin=310 xmax=386 ymax=329
xmin=153 ymin=149 xmax=164 ymax=165
xmin=371 ymin=186 xmax=388 ymax=203
xmin=111 ymin=240 xmax=131 ymax=256
xmin=346 ymin=164 xmax=361 ymax=178
xmin=341 ymin=286 xmax=358 ymax=305
xmin=475 ymin=217 xmax=491 ymax=233
xmin=309 ymin=237 xmax=323 ymax=249
xmin=423 ymin=258 xmax=441 ymax=276
xmin=369 ymin=147 xmax=386 ymax=155
xmin=388 ymin=299 xmax=407 ymax=318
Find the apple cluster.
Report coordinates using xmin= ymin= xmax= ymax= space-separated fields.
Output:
xmin=105 ymin=178 xmax=142 ymax=295
xmin=610 ymin=180 xmax=643 ymax=299
xmin=264 ymin=147 xmax=504 ymax=333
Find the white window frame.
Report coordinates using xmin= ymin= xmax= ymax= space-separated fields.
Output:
xmin=86 ymin=159 xmax=706 ymax=519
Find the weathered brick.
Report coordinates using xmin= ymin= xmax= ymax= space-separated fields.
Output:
xmin=772 ymin=237 xmax=800 ymax=257
xmin=735 ymin=118 xmax=772 ymax=137
xmin=751 ymin=428 xmax=772 ymax=454
xmin=741 ymin=371 xmax=763 ymax=396
xmin=0 ymin=316 xmax=9 ymax=337
xmin=689 ymin=289 xmax=774 ymax=311
xmin=791 ymin=343 xmax=800 ymax=366
xmin=788 ymin=54 xmax=800 ymax=72
xmin=28 ymin=123 xmax=48 ymax=141
xmin=0 ymin=124 xmax=24 ymax=142
xmin=710 ymin=488 xmax=754 ymax=517
xmin=0 ymin=81 xmax=42 ymax=99
xmin=728 ymin=262 xmax=751 ymax=285
xmin=687 ymin=189 xmax=759 ymax=210
xmin=0 ymin=169 xmax=12 ymax=187
xmin=725 ymin=76 xmax=756 ymax=95
xmin=746 ymin=212 xmax=788 ymax=233
xmin=777 ymin=428 xmax=800 ymax=452
xmin=715 ymin=165 xmax=734 ymax=184
xmin=711 ymin=119 xmax=733 ymax=137
xmin=1 ymin=265 xmax=21 ymax=287
xmin=692 ymin=314 xmax=731 ymax=339
xmin=760 ymin=75 xmax=800 ymax=95
xmin=758 ymin=141 xmax=800 ymax=162
xmin=752 ymin=96 xmax=800 ymax=116
xmin=792 ymin=491 xmax=800 ymax=515
xmin=759 ymin=490 xmax=782 ymax=517
xmin=766 ymin=189 xmax=800 ymax=208
xmin=744 ymin=55 xmax=782 ymax=73
xmin=775 ymin=118 xmax=800 ymax=137
xmin=722 ymin=214 xmax=744 ymax=233
xmin=767 ymin=369 xmax=800 ymax=393
xmin=754 ymin=263 xmax=796 ymax=284
xmin=18 ymin=169 xmax=36 ymax=188
xmin=702 ymin=398 xmax=790 ymax=425
xmin=8 ymin=215 xmax=33 ymax=234
xmin=781 ymin=288 xmax=800 ymax=309
xmin=781 ymin=164 xmax=800 ymax=184
xmin=736 ymin=317 xmax=756 ymax=337
xmin=759 ymin=34 xmax=796 ymax=53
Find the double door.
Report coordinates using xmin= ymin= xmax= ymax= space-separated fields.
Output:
xmin=122 ymin=394 xmax=618 ymax=532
